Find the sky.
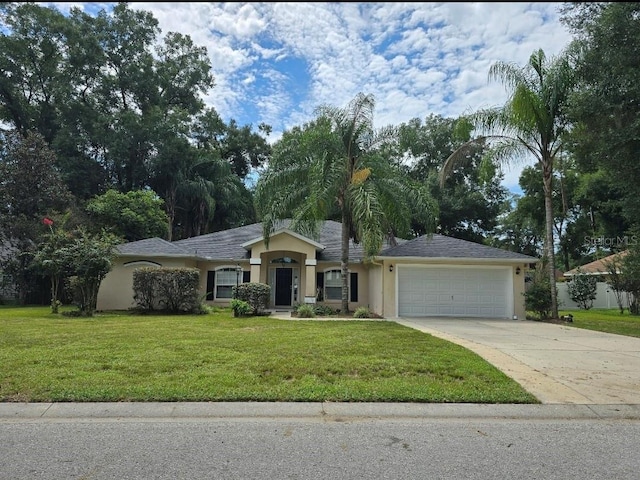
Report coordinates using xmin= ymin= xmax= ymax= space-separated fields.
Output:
xmin=48 ymin=2 xmax=575 ymax=194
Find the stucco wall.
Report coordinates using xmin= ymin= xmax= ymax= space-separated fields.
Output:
xmin=513 ymin=263 xmax=527 ymax=320
xmin=96 ymin=257 xmax=195 ymax=311
xmin=367 ymin=263 xmax=383 ymax=315
xmin=249 ymin=232 xmax=318 ymax=259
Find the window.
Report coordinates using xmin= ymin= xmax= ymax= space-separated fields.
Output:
xmin=212 ymin=267 xmax=243 ymax=300
xmin=319 ymin=270 xmax=358 ymax=302
xmin=324 ymin=270 xmax=342 ymax=301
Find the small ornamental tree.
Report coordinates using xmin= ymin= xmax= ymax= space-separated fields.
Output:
xmin=63 ymin=229 xmax=120 ymax=316
xmin=32 ymin=218 xmax=73 ymax=313
xmin=604 ymin=254 xmax=627 ymax=314
xmin=621 ymin=239 xmax=640 ymax=315
xmin=567 ymin=268 xmax=597 ymax=310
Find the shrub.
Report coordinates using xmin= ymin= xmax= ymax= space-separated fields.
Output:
xmin=524 ymin=263 xmax=556 ymax=320
xmin=230 ymin=299 xmax=252 ymax=317
xmin=353 ymin=307 xmax=371 ymax=318
xmin=567 ymin=268 xmax=597 ymax=310
xmin=296 ymin=304 xmax=316 ymax=318
xmin=132 ymin=267 xmax=202 ymax=314
xmin=314 ymin=304 xmax=338 ymax=316
xmin=132 ymin=267 xmax=158 ymax=311
xmin=232 ymin=282 xmax=270 ymax=315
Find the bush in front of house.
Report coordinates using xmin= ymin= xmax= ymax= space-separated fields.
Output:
xmin=524 ymin=263 xmax=557 ymax=320
xmin=314 ymin=304 xmax=338 ymax=316
xmin=296 ymin=304 xmax=316 ymax=318
xmin=232 ymin=282 xmax=270 ymax=315
xmin=353 ymin=307 xmax=371 ymax=318
xmin=230 ymin=298 xmax=252 ymax=317
xmin=133 ymin=267 xmax=202 ymax=314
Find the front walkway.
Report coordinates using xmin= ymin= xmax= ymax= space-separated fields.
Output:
xmin=395 ymin=317 xmax=640 ymax=405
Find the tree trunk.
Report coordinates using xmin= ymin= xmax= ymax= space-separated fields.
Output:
xmin=341 ymin=211 xmax=350 ymax=314
xmin=165 ymin=188 xmax=176 ymax=242
xmin=542 ymin=164 xmax=559 ymax=319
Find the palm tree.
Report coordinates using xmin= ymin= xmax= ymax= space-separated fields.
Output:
xmin=440 ymin=49 xmax=576 ymax=319
xmin=255 ymin=92 xmax=437 ymax=313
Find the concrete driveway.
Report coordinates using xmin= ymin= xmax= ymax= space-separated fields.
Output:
xmin=395 ymin=318 xmax=640 ymax=405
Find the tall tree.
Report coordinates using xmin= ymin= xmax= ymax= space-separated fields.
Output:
xmin=85 ymin=189 xmax=169 ymax=242
xmin=255 ymin=92 xmax=437 ymax=313
xmin=0 ymin=2 xmax=71 ymax=141
xmin=0 ymin=2 xmax=217 ymax=197
xmin=397 ymin=114 xmax=508 ymax=242
xmin=440 ymin=49 xmax=576 ymax=319
xmin=0 ymin=130 xmax=72 ymax=302
xmin=561 ymin=2 xmax=640 ymax=227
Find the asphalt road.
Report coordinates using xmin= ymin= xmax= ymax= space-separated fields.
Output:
xmin=2 ymin=403 xmax=640 ymax=480
xmin=2 ymin=415 xmax=639 ymax=480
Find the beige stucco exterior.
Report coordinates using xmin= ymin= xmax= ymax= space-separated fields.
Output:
xmin=97 ymin=231 xmax=371 ymax=312
xmin=96 ymin=257 xmax=196 ymax=311
xmin=96 ymin=230 xmax=532 ymax=319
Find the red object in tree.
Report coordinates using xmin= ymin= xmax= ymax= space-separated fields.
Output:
xmin=43 ymin=218 xmax=54 ymax=226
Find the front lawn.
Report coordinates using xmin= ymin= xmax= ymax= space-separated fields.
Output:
xmin=0 ymin=306 xmax=537 ymax=403
xmin=558 ymin=308 xmax=640 ymax=338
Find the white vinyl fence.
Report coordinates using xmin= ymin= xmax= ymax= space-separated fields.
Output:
xmin=557 ymin=281 xmax=630 ymax=310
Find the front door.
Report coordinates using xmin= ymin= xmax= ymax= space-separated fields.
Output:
xmin=275 ymin=268 xmax=293 ymax=306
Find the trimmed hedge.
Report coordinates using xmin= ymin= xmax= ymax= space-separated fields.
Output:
xmin=133 ymin=267 xmax=202 ymax=314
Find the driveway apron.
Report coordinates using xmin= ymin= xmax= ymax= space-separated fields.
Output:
xmin=395 ymin=318 xmax=640 ymax=405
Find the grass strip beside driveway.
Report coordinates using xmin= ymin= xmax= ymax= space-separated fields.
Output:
xmin=0 ymin=307 xmax=537 ymax=403
xmin=557 ymin=309 xmax=640 ymax=338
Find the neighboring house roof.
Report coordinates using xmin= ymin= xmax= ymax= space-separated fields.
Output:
xmin=564 ymin=251 xmax=628 ymax=277
xmin=379 ymin=234 xmax=537 ymax=262
xmin=115 ymin=221 xmax=536 ymax=263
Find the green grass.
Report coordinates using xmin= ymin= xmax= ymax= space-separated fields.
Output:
xmin=0 ymin=306 xmax=537 ymax=404
xmin=558 ymin=308 xmax=640 ymax=338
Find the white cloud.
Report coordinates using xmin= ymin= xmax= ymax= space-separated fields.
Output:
xmin=51 ymin=2 xmax=573 ymax=192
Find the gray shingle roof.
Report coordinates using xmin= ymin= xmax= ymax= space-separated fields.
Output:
xmin=379 ymin=233 xmax=537 ymax=261
xmin=170 ymin=220 xmax=399 ymax=262
xmin=117 ymin=237 xmax=191 ymax=256
xmin=115 ymin=223 xmax=535 ymax=263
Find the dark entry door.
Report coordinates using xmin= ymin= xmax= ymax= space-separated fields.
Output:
xmin=275 ymin=268 xmax=293 ymax=306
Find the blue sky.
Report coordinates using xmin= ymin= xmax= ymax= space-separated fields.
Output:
xmin=48 ymin=2 xmax=574 ymax=194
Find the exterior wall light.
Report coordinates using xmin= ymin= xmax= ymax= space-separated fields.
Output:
xmin=389 ymin=264 xmax=394 ymax=273
xmin=516 ymin=266 xmax=521 ymax=275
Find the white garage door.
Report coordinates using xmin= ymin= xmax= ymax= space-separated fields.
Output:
xmin=398 ymin=266 xmax=512 ymax=318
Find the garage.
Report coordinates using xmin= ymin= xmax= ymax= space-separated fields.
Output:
xmin=397 ymin=265 xmax=513 ymax=318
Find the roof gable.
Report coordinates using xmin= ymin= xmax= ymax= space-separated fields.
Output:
xmin=241 ymin=228 xmax=325 ymax=251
